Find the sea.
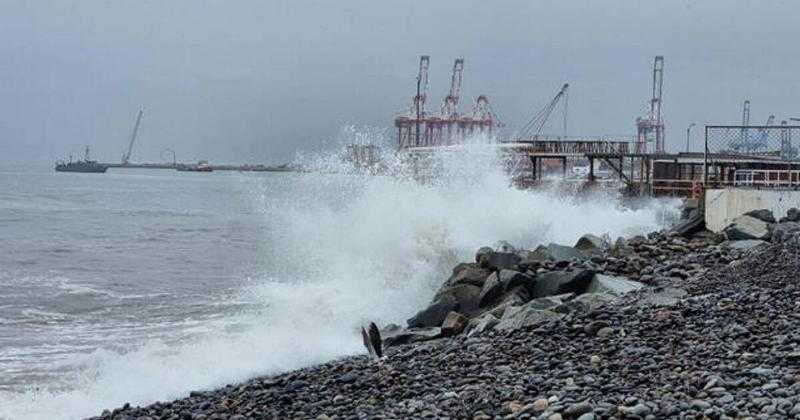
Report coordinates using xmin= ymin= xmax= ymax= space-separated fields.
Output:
xmin=0 ymin=147 xmax=679 ymax=419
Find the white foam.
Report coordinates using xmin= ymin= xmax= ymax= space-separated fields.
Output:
xmin=0 ymin=135 xmax=678 ymax=420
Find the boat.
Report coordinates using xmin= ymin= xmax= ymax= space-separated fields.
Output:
xmin=176 ymin=160 xmax=213 ymax=172
xmin=55 ymin=146 xmax=109 ymax=173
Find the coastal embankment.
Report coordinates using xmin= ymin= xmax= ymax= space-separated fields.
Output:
xmin=89 ymin=207 xmax=800 ymax=419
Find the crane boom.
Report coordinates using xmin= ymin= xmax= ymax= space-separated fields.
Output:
xmin=413 ymin=56 xmax=430 ymax=117
xmin=440 ymin=58 xmax=464 ymax=117
xmin=519 ymin=83 xmax=569 ymax=139
xmin=123 ymin=109 xmax=144 ymax=165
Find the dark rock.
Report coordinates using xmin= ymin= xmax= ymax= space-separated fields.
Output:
xmin=477 ymin=250 xmax=521 ymax=271
xmin=440 ymin=311 xmax=468 ymax=337
xmin=584 ymin=320 xmax=610 ymax=335
xmin=671 ymin=211 xmax=705 ymax=238
xmin=445 ymin=263 xmax=492 ymax=287
xmin=563 ymin=401 xmax=593 ymax=417
xmin=435 ymin=284 xmax=482 ymax=316
xmin=784 ymin=207 xmax=800 ymax=223
xmin=478 ymin=269 xmax=534 ymax=307
xmin=744 ymin=208 xmax=776 ymax=224
xmin=723 ymin=215 xmax=770 ymax=240
xmin=466 ymin=313 xmax=499 ymax=336
xmin=547 ymin=243 xmax=589 ymax=262
xmin=772 ymin=222 xmax=800 ymax=243
xmin=585 ymin=274 xmax=643 ymax=296
xmin=475 ymin=246 xmax=493 ymax=263
xmin=574 ymin=234 xmax=609 ymax=253
xmin=407 ymin=294 xmax=457 ymax=328
xmin=494 ymin=303 xmax=562 ymax=331
xmin=530 ymin=269 xmax=595 ymax=298
xmin=338 ymin=372 xmax=358 ymax=384
xmin=383 ymin=327 xmax=442 ymax=346
xmin=486 ymin=286 xmax=530 ymax=316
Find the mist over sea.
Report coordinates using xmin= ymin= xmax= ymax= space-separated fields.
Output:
xmin=0 ymin=147 xmax=679 ymax=420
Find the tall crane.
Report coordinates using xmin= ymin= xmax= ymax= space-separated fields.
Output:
xmin=413 ymin=56 xmax=430 ymax=117
xmin=518 ymin=83 xmax=569 ymax=140
xmin=122 ymin=109 xmax=144 ymax=165
xmin=413 ymin=56 xmax=430 ymax=146
xmin=440 ymin=58 xmax=464 ymax=118
xmin=741 ymin=100 xmax=751 ymax=126
xmin=754 ymin=114 xmax=775 ymax=151
xmin=635 ymin=56 xmax=665 ymax=153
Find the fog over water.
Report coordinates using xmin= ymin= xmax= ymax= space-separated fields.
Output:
xmin=1 ymin=0 xmax=799 ymax=163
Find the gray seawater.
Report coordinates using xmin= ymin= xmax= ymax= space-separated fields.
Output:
xmin=0 ymin=156 xmax=676 ymax=419
xmin=0 ymin=165 xmax=285 ymax=389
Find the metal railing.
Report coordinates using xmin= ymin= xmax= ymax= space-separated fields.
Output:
xmin=732 ymin=169 xmax=800 ymax=187
xmin=516 ymin=140 xmax=632 ymax=155
xmin=704 ymin=125 xmax=800 ymax=185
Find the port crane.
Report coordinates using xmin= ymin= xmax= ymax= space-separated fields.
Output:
xmin=635 ymin=56 xmax=665 ymax=153
xmin=440 ymin=58 xmax=464 ymax=118
xmin=122 ymin=109 xmax=144 ymax=165
xmin=518 ymin=83 xmax=569 ymax=140
xmin=735 ymin=101 xmax=775 ymax=152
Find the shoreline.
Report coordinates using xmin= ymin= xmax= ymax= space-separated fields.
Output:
xmin=90 ymin=208 xmax=800 ymax=419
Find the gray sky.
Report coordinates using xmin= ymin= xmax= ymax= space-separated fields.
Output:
xmin=1 ymin=0 xmax=798 ymax=163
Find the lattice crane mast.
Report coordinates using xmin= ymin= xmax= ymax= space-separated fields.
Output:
xmin=635 ymin=56 xmax=665 ymax=153
xmin=440 ymin=58 xmax=464 ymax=118
xmin=122 ymin=108 xmax=144 ymax=165
xmin=518 ymin=83 xmax=569 ymax=140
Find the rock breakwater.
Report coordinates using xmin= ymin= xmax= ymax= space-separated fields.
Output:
xmin=91 ymin=208 xmax=800 ymax=419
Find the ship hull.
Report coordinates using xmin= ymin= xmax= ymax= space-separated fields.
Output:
xmin=55 ymin=164 xmax=109 ymax=173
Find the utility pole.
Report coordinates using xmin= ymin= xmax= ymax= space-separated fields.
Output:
xmin=686 ymin=123 xmax=696 ymax=153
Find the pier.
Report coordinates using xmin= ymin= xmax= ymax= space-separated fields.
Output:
xmin=103 ymin=162 xmax=300 ymax=172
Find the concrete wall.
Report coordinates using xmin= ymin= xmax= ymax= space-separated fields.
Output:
xmin=705 ymin=188 xmax=800 ymax=232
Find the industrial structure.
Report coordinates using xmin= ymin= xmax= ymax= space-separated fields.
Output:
xmin=394 ymin=56 xmax=500 ymax=149
xmin=122 ymin=108 xmax=144 ymax=165
xmin=392 ymin=54 xmax=800 ymax=198
xmin=635 ymin=56 xmax=665 ymax=154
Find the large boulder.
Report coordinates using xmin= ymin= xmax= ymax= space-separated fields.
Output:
xmin=383 ymin=327 xmax=442 ymax=346
xmin=744 ymin=208 xmax=776 ymax=224
xmin=574 ymin=234 xmax=609 ymax=254
xmin=435 ymin=284 xmax=482 ymax=317
xmin=529 ymin=269 xmax=595 ymax=298
xmin=485 ymin=286 xmax=530 ymax=317
xmin=407 ymin=294 xmax=457 ymax=328
xmin=466 ymin=313 xmax=499 ymax=337
xmin=495 ymin=303 xmax=563 ymax=331
xmin=478 ymin=269 xmax=535 ymax=307
xmin=445 ymin=263 xmax=492 ymax=288
xmin=585 ymin=274 xmax=644 ymax=296
xmin=772 ymin=222 xmax=800 ymax=243
xmin=441 ymin=311 xmax=468 ymax=336
xmin=671 ymin=211 xmax=705 ymax=238
xmin=477 ymin=250 xmax=521 ymax=271
xmin=524 ymin=243 xmax=588 ymax=263
xmin=723 ymin=215 xmax=771 ymax=240
xmin=546 ymin=243 xmax=588 ymax=262
xmin=780 ymin=208 xmax=800 ymax=223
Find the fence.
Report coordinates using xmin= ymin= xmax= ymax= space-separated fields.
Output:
xmin=704 ymin=125 xmax=800 ymax=187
